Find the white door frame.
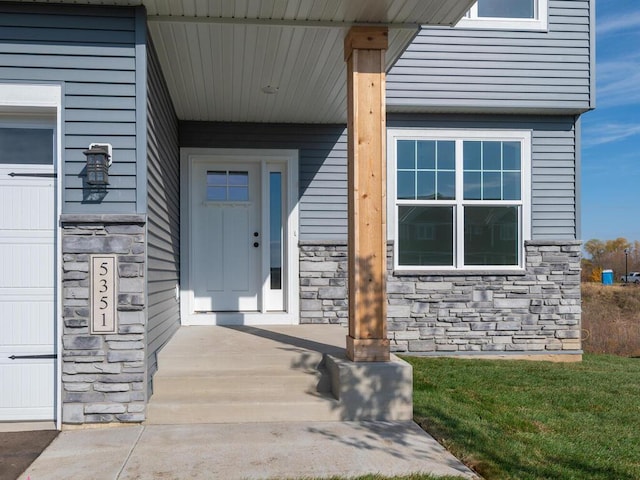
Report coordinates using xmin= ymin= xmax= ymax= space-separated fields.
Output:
xmin=0 ymin=83 xmax=62 ymax=429
xmin=180 ymin=148 xmax=299 ymax=325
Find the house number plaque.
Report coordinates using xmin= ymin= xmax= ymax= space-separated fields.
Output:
xmin=90 ymin=255 xmax=117 ymax=334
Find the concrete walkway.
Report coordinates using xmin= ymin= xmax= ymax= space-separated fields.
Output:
xmin=20 ymin=421 xmax=478 ymax=479
xmin=21 ymin=326 xmax=478 ymax=479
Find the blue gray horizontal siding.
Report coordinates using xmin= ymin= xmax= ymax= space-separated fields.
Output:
xmin=0 ymin=4 xmax=140 ymax=213
xmin=146 ymin=38 xmax=180 ymax=391
xmin=387 ymin=0 xmax=593 ymax=114
xmin=181 ymin=114 xmax=577 ymax=241
xmin=180 ymin=122 xmax=348 ymax=241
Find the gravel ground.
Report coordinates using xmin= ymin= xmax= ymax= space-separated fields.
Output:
xmin=0 ymin=430 xmax=58 ymax=480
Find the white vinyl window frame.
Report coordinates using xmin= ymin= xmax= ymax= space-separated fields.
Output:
xmin=455 ymin=0 xmax=548 ymax=31
xmin=263 ymin=163 xmax=286 ymax=312
xmin=387 ymin=128 xmax=532 ymax=273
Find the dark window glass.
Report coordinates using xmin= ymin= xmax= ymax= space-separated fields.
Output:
xmin=228 ymin=186 xmax=248 ymax=201
xmin=398 ymin=140 xmax=456 ymax=201
xmin=207 ymin=171 xmax=226 ymax=185
xmin=464 ymin=171 xmax=482 ymax=200
xmin=0 ymin=128 xmax=53 ymax=165
xmin=206 ymin=170 xmax=249 ymax=201
xmin=483 ymin=172 xmax=502 ymax=200
xmin=464 ymin=206 xmax=518 ymax=265
xmin=417 ymin=141 xmax=436 ymax=169
xmin=416 ymin=171 xmax=435 ymax=200
xmin=398 ymin=206 xmax=453 ymax=266
xmin=269 ymin=172 xmax=282 ymax=290
xmin=477 ymin=0 xmax=535 ymax=19
xmin=463 ymin=140 xmax=521 ymax=201
xmin=437 ymin=141 xmax=455 ymax=170
xmin=503 ymin=142 xmax=521 ymax=170
xmin=483 ymin=141 xmax=502 ymax=170
xmin=397 ymin=171 xmax=415 ymax=199
xmin=397 ymin=140 xmax=415 ymax=169
xmin=437 ymin=171 xmax=456 ymax=200
xmin=206 ymin=186 xmax=226 ymax=201
xmin=228 ymin=171 xmax=248 ymax=186
xmin=463 ymin=141 xmax=482 ymax=170
xmin=503 ymin=172 xmax=521 ymax=200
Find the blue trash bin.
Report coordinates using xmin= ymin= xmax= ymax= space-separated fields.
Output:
xmin=602 ymin=269 xmax=614 ymax=285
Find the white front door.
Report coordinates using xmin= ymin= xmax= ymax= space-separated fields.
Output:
xmin=192 ymin=161 xmax=261 ymax=312
xmin=0 ymin=122 xmax=56 ymax=421
xmin=181 ymin=149 xmax=300 ymax=325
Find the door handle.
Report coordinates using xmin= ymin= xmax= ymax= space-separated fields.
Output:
xmin=8 ymin=172 xmax=57 ymax=178
xmin=8 ymin=354 xmax=57 ymax=360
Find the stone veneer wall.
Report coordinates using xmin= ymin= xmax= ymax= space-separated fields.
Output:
xmin=61 ymin=214 xmax=147 ymax=424
xmin=299 ymin=240 xmax=582 ymax=355
xmin=299 ymin=241 xmax=348 ymax=324
xmin=387 ymin=240 xmax=582 ymax=355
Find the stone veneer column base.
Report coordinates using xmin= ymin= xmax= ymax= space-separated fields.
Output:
xmin=60 ymin=214 xmax=147 ymax=425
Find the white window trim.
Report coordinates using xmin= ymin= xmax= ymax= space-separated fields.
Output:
xmin=262 ymin=163 xmax=285 ymax=312
xmin=455 ymin=0 xmax=548 ymax=31
xmin=387 ymin=128 xmax=532 ymax=272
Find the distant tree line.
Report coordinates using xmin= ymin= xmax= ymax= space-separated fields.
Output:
xmin=582 ymin=238 xmax=640 ymax=282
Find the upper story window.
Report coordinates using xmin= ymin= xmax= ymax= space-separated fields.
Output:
xmin=456 ymin=0 xmax=548 ymax=31
xmin=477 ymin=0 xmax=535 ymax=19
xmin=388 ymin=129 xmax=532 ymax=272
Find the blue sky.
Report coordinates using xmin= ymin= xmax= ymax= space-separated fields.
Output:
xmin=580 ymin=0 xmax=640 ymax=242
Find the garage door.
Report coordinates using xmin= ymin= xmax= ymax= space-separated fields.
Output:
xmin=0 ymin=122 xmax=56 ymax=421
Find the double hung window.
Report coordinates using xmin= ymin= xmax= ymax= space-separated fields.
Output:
xmin=389 ymin=129 xmax=531 ymax=271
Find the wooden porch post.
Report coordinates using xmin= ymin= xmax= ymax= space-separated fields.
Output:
xmin=344 ymin=26 xmax=390 ymax=362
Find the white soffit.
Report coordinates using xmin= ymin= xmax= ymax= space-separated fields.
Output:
xmin=10 ymin=0 xmax=474 ymax=26
xmin=150 ymin=22 xmax=419 ymax=123
xmin=6 ymin=0 xmax=477 ymax=123
xmin=144 ymin=0 xmax=475 ymax=123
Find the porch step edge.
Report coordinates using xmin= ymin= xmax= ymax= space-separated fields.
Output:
xmin=151 ymin=374 xmax=328 ymax=396
xmin=145 ymin=399 xmax=344 ymax=424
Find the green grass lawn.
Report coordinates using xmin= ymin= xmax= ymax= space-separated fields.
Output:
xmin=404 ymin=354 xmax=640 ymax=480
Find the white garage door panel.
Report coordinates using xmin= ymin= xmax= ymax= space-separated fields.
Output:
xmin=0 ymin=361 xmax=55 ymax=420
xmin=0 ymin=184 xmax=54 ymax=230
xmin=0 ymin=300 xmax=54 ymax=346
xmin=0 ymin=158 xmax=56 ymax=421
xmin=0 ymin=243 xmax=54 ymax=288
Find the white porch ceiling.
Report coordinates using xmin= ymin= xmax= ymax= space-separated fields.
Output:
xmin=8 ymin=0 xmax=477 ymax=123
xmin=149 ymin=22 xmax=415 ymax=123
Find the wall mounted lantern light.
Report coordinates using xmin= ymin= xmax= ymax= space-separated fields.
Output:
xmin=84 ymin=143 xmax=112 ymax=186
